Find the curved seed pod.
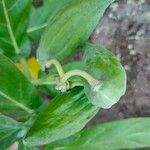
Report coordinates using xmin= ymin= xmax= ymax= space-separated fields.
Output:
xmin=82 ymin=43 xmax=126 ymax=109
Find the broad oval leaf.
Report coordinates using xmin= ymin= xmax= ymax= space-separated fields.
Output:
xmin=82 ymin=43 xmax=126 ymax=109
xmin=0 ymin=54 xmax=43 ymax=118
xmin=0 ymin=114 xmax=25 ymax=150
xmin=25 ymin=88 xmax=99 ymax=146
xmin=45 ymin=118 xmax=150 ymax=150
xmin=37 ymin=0 xmax=114 ymax=67
xmin=0 ymin=0 xmax=31 ymax=59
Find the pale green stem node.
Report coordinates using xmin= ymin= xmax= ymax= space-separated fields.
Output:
xmin=44 ymin=59 xmax=65 ymax=78
xmin=61 ymin=70 xmax=99 ymax=87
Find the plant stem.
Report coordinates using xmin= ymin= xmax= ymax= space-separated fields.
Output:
xmin=37 ymin=60 xmax=99 ymax=91
xmin=61 ymin=70 xmax=99 ymax=86
xmin=45 ymin=59 xmax=65 ymax=78
xmin=32 ymin=75 xmax=59 ymax=86
xmin=19 ymin=58 xmax=31 ymax=79
xmin=32 ymin=79 xmax=57 ymax=86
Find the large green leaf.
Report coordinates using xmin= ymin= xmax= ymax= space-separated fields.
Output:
xmin=0 ymin=114 xmax=25 ymax=150
xmin=82 ymin=43 xmax=126 ymax=109
xmin=28 ymin=0 xmax=72 ymax=42
xmin=0 ymin=54 xmax=43 ymax=118
xmin=0 ymin=0 xmax=31 ymax=59
xmin=45 ymin=118 xmax=150 ymax=150
xmin=37 ymin=0 xmax=114 ymax=67
xmin=25 ymin=88 xmax=99 ymax=146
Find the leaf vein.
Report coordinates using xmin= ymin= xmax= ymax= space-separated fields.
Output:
xmin=0 ymin=91 xmax=33 ymax=114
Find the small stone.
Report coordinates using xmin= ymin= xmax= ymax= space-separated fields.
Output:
xmin=117 ymin=53 xmax=121 ymax=60
xmin=128 ymin=44 xmax=133 ymax=50
xmin=127 ymin=0 xmax=134 ymax=5
xmin=137 ymin=30 xmax=145 ymax=36
xmin=138 ymin=0 xmax=145 ymax=5
xmin=132 ymin=11 xmax=136 ymax=16
xmin=108 ymin=13 xmax=114 ymax=19
xmin=111 ymin=3 xmax=118 ymax=11
xmin=135 ymin=35 xmax=141 ymax=40
xmin=95 ymin=28 xmax=100 ymax=35
xmin=147 ymin=53 xmax=150 ymax=58
xmin=130 ymin=50 xmax=136 ymax=55
xmin=124 ymin=65 xmax=131 ymax=71
xmin=146 ymin=12 xmax=150 ymax=18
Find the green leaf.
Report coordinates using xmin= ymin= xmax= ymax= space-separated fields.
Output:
xmin=0 ymin=54 xmax=43 ymax=118
xmin=18 ymin=140 xmax=39 ymax=150
xmin=63 ymin=61 xmax=83 ymax=72
xmin=37 ymin=0 xmax=115 ymax=67
xmin=0 ymin=0 xmax=31 ymax=59
xmin=45 ymin=118 xmax=150 ymax=150
xmin=25 ymin=88 xmax=99 ymax=146
xmin=0 ymin=114 xmax=25 ymax=150
xmin=82 ymin=43 xmax=126 ymax=109
xmin=28 ymin=0 xmax=72 ymax=42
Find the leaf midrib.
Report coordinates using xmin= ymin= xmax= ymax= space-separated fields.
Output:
xmin=1 ymin=0 xmax=20 ymax=54
xmin=0 ymin=91 xmax=33 ymax=114
xmin=27 ymin=23 xmax=48 ymax=33
xmin=0 ymin=125 xmax=21 ymax=130
xmin=0 ymin=130 xmax=19 ymax=141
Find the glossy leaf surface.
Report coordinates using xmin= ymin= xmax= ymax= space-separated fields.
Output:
xmin=0 ymin=54 xmax=43 ymax=118
xmin=0 ymin=0 xmax=31 ymax=59
xmin=0 ymin=114 xmax=25 ymax=149
xmin=82 ymin=44 xmax=126 ymax=109
xmin=37 ymin=0 xmax=114 ymax=67
xmin=46 ymin=118 xmax=150 ymax=150
xmin=28 ymin=0 xmax=72 ymax=42
xmin=25 ymin=88 xmax=99 ymax=146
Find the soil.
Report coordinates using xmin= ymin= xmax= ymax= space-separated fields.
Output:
xmin=87 ymin=0 xmax=150 ymax=126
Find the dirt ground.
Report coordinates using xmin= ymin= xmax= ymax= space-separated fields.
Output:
xmin=87 ymin=0 xmax=150 ymax=126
